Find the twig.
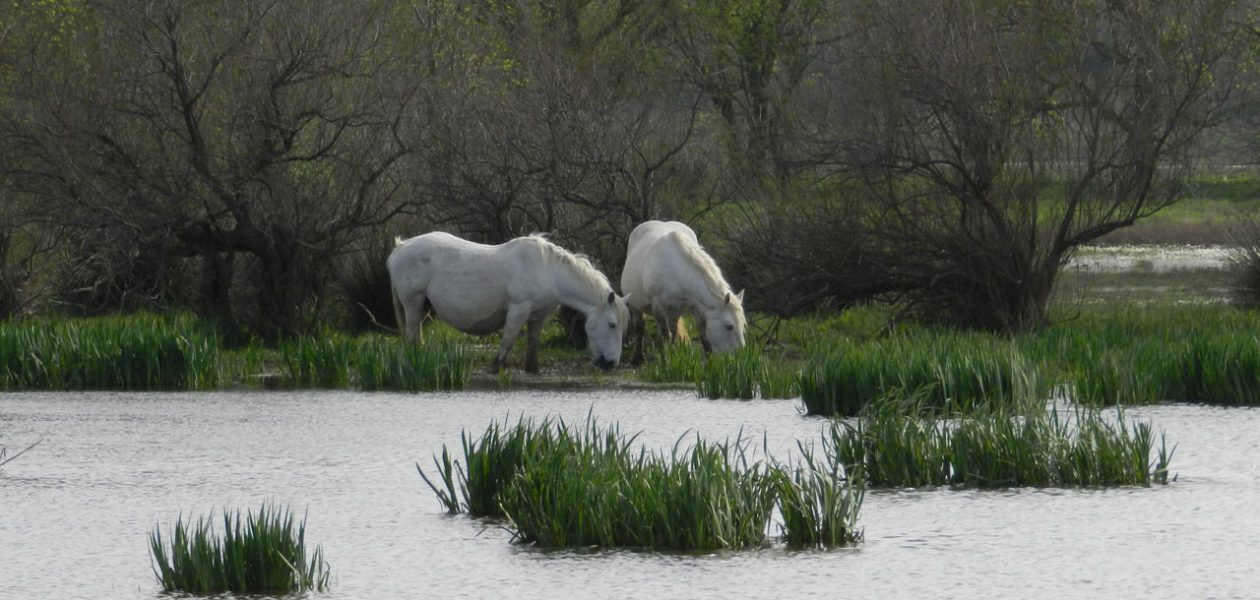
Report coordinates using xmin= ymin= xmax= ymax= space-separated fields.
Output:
xmin=0 ymin=439 xmax=42 ymax=468
xmin=357 ymin=302 xmax=398 ymax=335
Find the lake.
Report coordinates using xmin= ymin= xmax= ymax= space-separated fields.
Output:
xmin=2 ymin=389 xmax=1257 ymax=599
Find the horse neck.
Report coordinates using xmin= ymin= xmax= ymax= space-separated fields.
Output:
xmin=549 ymin=253 xmax=609 ymax=315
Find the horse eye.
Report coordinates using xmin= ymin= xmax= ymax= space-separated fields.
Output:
xmin=608 ymin=322 xmax=616 ymax=329
xmin=725 ymin=324 xmax=734 ymax=331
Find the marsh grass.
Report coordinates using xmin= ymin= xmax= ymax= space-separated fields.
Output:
xmin=278 ymin=334 xmax=354 ymax=388
xmin=420 ymin=417 xmax=864 ymax=550
xmin=774 ymin=442 xmax=864 ymax=548
xmin=697 ymin=343 xmax=799 ymax=399
xmin=800 ymin=332 xmax=1042 ymax=416
xmin=0 ymin=314 xmax=220 ymax=390
xmin=1032 ymin=306 xmax=1260 ymax=405
xmin=829 ymin=396 xmax=1172 ymax=488
xmin=149 ymin=503 xmax=330 ymax=594
xmin=641 ymin=343 xmax=704 ymax=383
xmin=354 ymin=334 xmax=468 ymax=392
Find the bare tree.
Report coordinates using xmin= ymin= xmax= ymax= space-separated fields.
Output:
xmin=2 ymin=0 xmax=414 ymax=335
xmin=735 ymin=0 xmax=1244 ymax=331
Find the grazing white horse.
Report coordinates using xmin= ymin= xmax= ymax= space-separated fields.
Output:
xmin=621 ymin=220 xmax=745 ymax=364
xmin=388 ymin=232 xmax=630 ymax=372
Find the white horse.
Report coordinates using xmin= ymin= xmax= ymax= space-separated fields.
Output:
xmin=620 ymin=220 xmax=745 ymax=364
xmin=387 ymin=232 xmax=630 ymax=372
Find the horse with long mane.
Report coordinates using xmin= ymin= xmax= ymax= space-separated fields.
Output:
xmin=620 ymin=220 xmax=745 ymax=364
xmin=388 ymin=232 xmax=630 ymax=372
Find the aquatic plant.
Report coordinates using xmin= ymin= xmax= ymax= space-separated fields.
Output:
xmin=774 ymin=442 xmax=865 ymax=548
xmin=277 ymin=334 xmax=354 ymax=388
xmin=829 ymin=399 xmax=1173 ymax=488
xmin=641 ymin=342 xmax=704 ymax=384
xmin=0 ymin=440 xmax=41 ymax=469
xmin=0 ymin=314 xmax=220 ymax=390
xmin=354 ymin=333 xmax=468 ymax=392
xmin=148 ymin=503 xmax=330 ymax=594
xmin=799 ymin=332 xmax=1043 ymax=416
xmin=420 ymin=417 xmax=864 ymax=550
xmin=697 ymin=343 xmax=799 ymax=400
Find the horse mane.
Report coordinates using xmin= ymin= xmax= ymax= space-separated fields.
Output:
xmin=529 ymin=234 xmax=614 ymax=301
xmin=672 ymin=231 xmax=743 ymax=314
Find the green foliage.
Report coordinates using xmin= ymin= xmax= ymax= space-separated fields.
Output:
xmin=799 ymin=331 xmax=1043 ymax=416
xmin=0 ymin=314 xmax=220 ymax=390
xmin=1031 ymin=306 xmax=1260 ymax=405
xmin=149 ymin=503 xmax=330 ymax=594
xmin=697 ymin=342 xmax=798 ymax=399
xmin=774 ymin=442 xmax=864 ymax=548
xmin=419 ymin=416 xmax=864 ymax=550
xmin=354 ymin=334 xmax=468 ymax=392
xmin=829 ymin=398 xmax=1173 ymax=488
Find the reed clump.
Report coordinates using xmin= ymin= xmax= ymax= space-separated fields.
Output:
xmin=799 ymin=332 xmax=1043 ymax=416
xmin=353 ymin=334 xmax=468 ymax=392
xmin=697 ymin=343 xmax=799 ymax=400
xmin=148 ymin=503 xmax=330 ymax=594
xmin=418 ymin=416 xmax=864 ymax=549
xmin=829 ymin=397 xmax=1173 ymax=488
xmin=0 ymin=314 xmax=220 ymax=390
xmin=1031 ymin=306 xmax=1260 ymax=405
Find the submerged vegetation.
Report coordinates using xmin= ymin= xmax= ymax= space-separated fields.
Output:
xmin=418 ymin=416 xmax=863 ymax=549
xmin=148 ymin=503 xmax=330 ymax=594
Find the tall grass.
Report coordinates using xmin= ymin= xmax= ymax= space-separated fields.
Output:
xmin=641 ymin=343 xmax=704 ymax=384
xmin=419 ymin=416 xmax=864 ymax=549
xmin=149 ymin=503 xmax=330 ymax=593
xmin=643 ymin=342 xmax=798 ymax=399
xmin=829 ymin=398 xmax=1173 ymax=488
xmin=1031 ymin=306 xmax=1260 ymax=405
xmin=0 ymin=314 xmax=220 ymax=390
xmin=800 ymin=331 xmax=1043 ymax=416
xmin=355 ymin=334 xmax=468 ymax=392
xmin=278 ymin=334 xmax=354 ymax=388
xmin=697 ymin=343 xmax=798 ymax=399
xmin=774 ymin=442 xmax=865 ymax=548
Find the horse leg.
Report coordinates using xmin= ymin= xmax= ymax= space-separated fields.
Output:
xmin=402 ymin=293 xmax=428 ymax=344
xmin=697 ymin=315 xmax=712 ymax=354
xmin=524 ymin=315 xmax=544 ymax=374
xmin=493 ymin=303 xmax=532 ymax=372
xmin=654 ymin=308 xmax=676 ymax=346
xmin=673 ymin=316 xmax=691 ymax=345
xmin=630 ymin=310 xmax=647 ymax=366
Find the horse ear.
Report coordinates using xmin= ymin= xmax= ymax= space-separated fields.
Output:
xmin=622 ymin=293 xmax=632 ymax=304
xmin=607 ymin=291 xmax=616 ymax=305
xmin=737 ymin=289 xmax=745 ymax=303
xmin=724 ymin=292 xmax=731 ymax=306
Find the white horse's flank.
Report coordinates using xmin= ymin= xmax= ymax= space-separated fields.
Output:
xmin=621 ymin=220 xmax=745 ymax=363
xmin=388 ymin=232 xmax=630 ymax=372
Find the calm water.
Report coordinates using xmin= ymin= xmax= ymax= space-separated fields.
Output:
xmin=2 ymin=390 xmax=1258 ymax=600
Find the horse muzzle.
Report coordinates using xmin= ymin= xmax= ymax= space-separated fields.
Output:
xmin=594 ymin=356 xmax=616 ymax=371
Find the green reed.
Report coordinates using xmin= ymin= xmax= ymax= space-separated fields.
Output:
xmin=829 ymin=397 xmax=1172 ymax=488
xmin=774 ymin=441 xmax=865 ymax=548
xmin=278 ymin=333 xmax=354 ymax=388
xmin=0 ymin=314 xmax=220 ymax=390
xmin=641 ymin=342 xmax=704 ymax=383
xmin=800 ymin=331 xmax=1043 ymax=416
xmin=420 ymin=417 xmax=864 ymax=549
xmin=1030 ymin=306 xmax=1260 ymax=406
xmin=697 ymin=343 xmax=799 ymax=400
xmin=355 ymin=334 xmax=468 ymax=392
xmin=149 ymin=503 xmax=330 ymax=594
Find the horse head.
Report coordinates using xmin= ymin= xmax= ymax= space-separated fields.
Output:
xmin=585 ymin=291 xmax=631 ymax=370
xmin=704 ymin=290 xmax=746 ymax=353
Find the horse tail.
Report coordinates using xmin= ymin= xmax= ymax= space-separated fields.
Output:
xmin=673 ymin=317 xmax=691 ymax=345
